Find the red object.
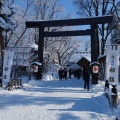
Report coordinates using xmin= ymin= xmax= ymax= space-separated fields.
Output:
xmin=34 ymin=66 xmax=38 ymax=72
xmin=93 ymin=66 xmax=98 ymax=73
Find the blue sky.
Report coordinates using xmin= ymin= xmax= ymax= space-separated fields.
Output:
xmin=16 ymin=0 xmax=78 ymax=18
xmin=58 ymin=0 xmax=78 ymax=18
xmin=58 ymin=0 xmax=90 ymax=30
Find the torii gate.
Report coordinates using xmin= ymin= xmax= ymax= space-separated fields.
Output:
xmin=26 ymin=15 xmax=113 ymax=84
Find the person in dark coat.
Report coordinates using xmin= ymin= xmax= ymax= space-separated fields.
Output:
xmin=63 ymin=68 xmax=67 ymax=80
xmin=77 ymin=68 xmax=81 ymax=80
xmin=58 ymin=68 xmax=63 ymax=80
xmin=68 ymin=68 xmax=72 ymax=79
xmin=111 ymin=85 xmax=117 ymax=95
xmin=104 ymin=80 xmax=109 ymax=91
xmin=0 ymin=78 xmax=2 ymax=87
xmin=0 ymin=71 xmax=2 ymax=87
xmin=83 ymin=69 xmax=90 ymax=91
xmin=74 ymin=69 xmax=78 ymax=78
xmin=111 ymin=83 xmax=118 ymax=108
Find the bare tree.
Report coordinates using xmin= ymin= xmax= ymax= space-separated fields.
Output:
xmin=0 ymin=0 xmax=14 ymax=65
xmin=111 ymin=15 xmax=120 ymax=44
xmin=3 ymin=0 xmax=82 ymax=70
xmin=73 ymin=0 xmax=120 ymax=54
xmin=83 ymin=40 xmax=90 ymax=52
xmin=32 ymin=0 xmax=64 ymax=45
xmin=32 ymin=0 xmax=80 ymax=67
xmin=46 ymin=36 xmax=82 ymax=66
xmin=5 ymin=0 xmax=34 ymax=47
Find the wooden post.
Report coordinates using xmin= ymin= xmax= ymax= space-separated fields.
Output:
xmin=91 ymin=24 xmax=99 ymax=84
xmin=37 ymin=26 xmax=44 ymax=79
xmin=0 ymin=28 xmax=5 ymax=69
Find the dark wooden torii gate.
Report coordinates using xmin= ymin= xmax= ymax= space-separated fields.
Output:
xmin=26 ymin=15 xmax=113 ymax=83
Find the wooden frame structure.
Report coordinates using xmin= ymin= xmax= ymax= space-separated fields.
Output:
xmin=26 ymin=15 xmax=113 ymax=81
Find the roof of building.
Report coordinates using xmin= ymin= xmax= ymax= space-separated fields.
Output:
xmin=69 ymin=53 xmax=91 ymax=63
xmin=67 ymin=63 xmax=82 ymax=69
xmin=31 ymin=62 xmax=42 ymax=66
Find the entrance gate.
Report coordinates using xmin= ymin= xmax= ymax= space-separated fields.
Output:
xmin=26 ymin=15 xmax=113 ymax=83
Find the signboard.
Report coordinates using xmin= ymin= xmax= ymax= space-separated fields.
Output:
xmin=93 ymin=66 xmax=98 ymax=73
xmin=2 ymin=51 xmax=14 ymax=86
xmin=106 ymin=45 xmax=119 ymax=85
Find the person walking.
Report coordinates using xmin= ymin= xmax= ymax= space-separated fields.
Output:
xmin=111 ymin=83 xmax=118 ymax=109
xmin=0 ymin=70 xmax=2 ymax=87
xmin=83 ymin=69 xmax=90 ymax=91
xmin=63 ymin=68 xmax=67 ymax=80
xmin=77 ymin=68 xmax=81 ymax=80
xmin=0 ymin=77 xmax=2 ymax=87
xmin=104 ymin=80 xmax=109 ymax=91
xmin=68 ymin=68 xmax=72 ymax=79
xmin=58 ymin=68 xmax=63 ymax=80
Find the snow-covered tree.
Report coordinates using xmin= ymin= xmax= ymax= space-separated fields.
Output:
xmin=30 ymin=0 xmax=82 ymax=69
xmin=2 ymin=0 xmax=82 ymax=72
xmin=73 ymin=0 xmax=120 ymax=54
xmin=32 ymin=0 xmax=64 ymax=45
xmin=83 ymin=40 xmax=90 ymax=52
xmin=0 ymin=0 xmax=14 ymax=64
xmin=111 ymin=16 xmax=120 ymax=44
xmin=5 ymin=0 xmax=34 ymax=47
xmin=56 ymin=37 xmax=82 ymax=66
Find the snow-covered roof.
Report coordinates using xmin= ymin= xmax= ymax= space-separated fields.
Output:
xmin=90 ymin=62 xmax=101 ymax=66
xmin=98 ymin=54 xmax=106 ymax=59
xmin=69 ymin=53 xmax=91 ymax=63
xmin=67 ymin=63 xmax=82 ymax=69
xmin=30 ymin=44 xmax=38 ymax=51
xmin=31 ymin=62 xmax=42 ymax=66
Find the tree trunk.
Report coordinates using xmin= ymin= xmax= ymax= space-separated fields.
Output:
xmin=0 ymin=28 xmax=5 ymax=69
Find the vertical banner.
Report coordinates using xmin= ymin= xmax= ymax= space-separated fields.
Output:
xmin=2 ymin=51 xmax=14 ymax=86
xmin=106 ymin=45 xmax=119 ymax=85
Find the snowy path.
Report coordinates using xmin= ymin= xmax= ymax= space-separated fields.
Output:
xmin=0 ymin=78 xmax=116 ymax=120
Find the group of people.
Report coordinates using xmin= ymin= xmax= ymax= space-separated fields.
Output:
xmin=58 ymin=68 xmax=82 ymax=80
xmin=58 ymin=68 xmax=67 ymax=80
xmin=72 ymin=68 xmax=82 ymax=80
xmin=58 ymin=67 xmax=90 ymax=91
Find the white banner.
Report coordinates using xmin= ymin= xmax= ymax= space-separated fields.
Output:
xmin=2 ymin=51 xmax=14 ymax=86
xmin=106 ymin=45 xmax=119 ymax=85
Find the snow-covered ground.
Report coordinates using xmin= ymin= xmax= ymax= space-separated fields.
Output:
xmin=0 ymin=73 xmax=120 ymax=120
